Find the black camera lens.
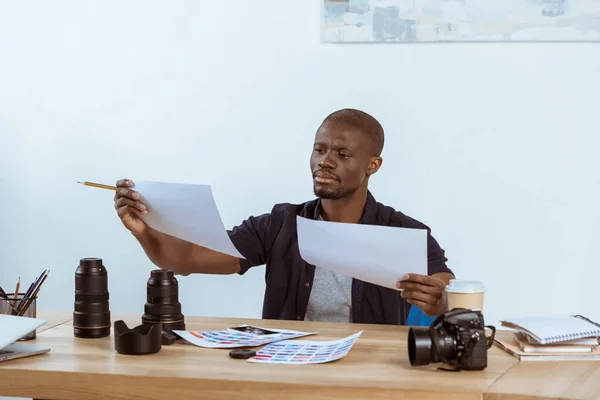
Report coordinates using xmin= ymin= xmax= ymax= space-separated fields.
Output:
xmin=73 ymin=258 xmax=111 ymax=338
xmin=408 ymin=327 xmax=456 ymax=366
xmin=408 ymin=327 xmax=434 ymax=366
xmin=141 ymin=269 xmax=185 ymax=333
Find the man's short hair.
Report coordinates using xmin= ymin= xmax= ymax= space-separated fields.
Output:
xmin=322 ymin=108 xmax=385 ymax=156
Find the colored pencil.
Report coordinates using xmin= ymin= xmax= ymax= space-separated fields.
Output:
xmin=0 ymin=285 xmax=19 ymax=315
xmin=15 ymin=269 xmax=47 ymax=315
xmin=11 ymin=277 xmax=20 ymax=310
xmin=17 ymin=270 xmax=49 ymax=316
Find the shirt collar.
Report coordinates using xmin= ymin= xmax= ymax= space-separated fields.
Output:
xmin=310 ymin=190 xmax=378 ymax=224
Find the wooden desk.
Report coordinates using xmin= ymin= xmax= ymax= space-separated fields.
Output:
xmin=35 ymin=310 xmax=73 ymax=333
xmin=0 ymin=311 xmax=598 ymax=400
xmin=486 ymin=359 xmax=600 ymax=400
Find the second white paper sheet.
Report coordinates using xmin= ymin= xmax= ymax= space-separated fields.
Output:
xmin=132 ymin=180 xmax=244 ymax=258
xmin=296 ymin=216 xmax=427 ymax=290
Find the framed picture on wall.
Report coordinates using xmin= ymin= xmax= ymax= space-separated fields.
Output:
xmin=322 ymin=0 xmax=600 ymax=43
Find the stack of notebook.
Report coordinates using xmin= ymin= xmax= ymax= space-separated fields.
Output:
xmin=494 ymin=314 xmax=600 ymax=360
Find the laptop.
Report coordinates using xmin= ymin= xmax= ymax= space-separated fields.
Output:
xmin=0 ymin=314 xmax=51 ymax=362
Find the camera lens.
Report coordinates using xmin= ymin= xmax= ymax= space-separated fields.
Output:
xmin=408 ymin=327 xmax=434 ymax=366
xmin=141 ymin=269 xmax=185 ymax=333
xmin=73 ymin=258 xmax=111 ymax=338
xmin=408 ymin=326 xmax=457 ymax=366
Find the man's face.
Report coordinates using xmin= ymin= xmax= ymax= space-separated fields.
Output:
xmin=310 ymin=120 xmax=380 ymax=200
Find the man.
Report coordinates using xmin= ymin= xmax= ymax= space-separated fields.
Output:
xmin=113 ymin=108 xmax=454 ymax=325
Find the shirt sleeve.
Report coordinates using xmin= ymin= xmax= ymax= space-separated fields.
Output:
xmin=426 ymin=232 xmax=453 ymax=277
xmin=227 ymin=213 xmax=273 ymax=275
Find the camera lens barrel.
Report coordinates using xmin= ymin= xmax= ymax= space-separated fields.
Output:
xmin=141 ymin=269 xmax=185 ymax=332
xmin=73 ymin=258 xmax=111 ymax=338
xmin=408 ymin=327 xmax=434 ymax=366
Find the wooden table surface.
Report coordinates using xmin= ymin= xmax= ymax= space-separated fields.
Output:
xmin=0 ymin=310 xmax=599 ymax=400
xmin=486 ymin=354 xmax=600 ymax=400
xmin=34 ymin=310 xmax=73 ymax=333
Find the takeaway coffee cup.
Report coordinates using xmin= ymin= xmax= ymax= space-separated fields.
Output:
xmin=444 ymin=279 xmax=485 ymax=312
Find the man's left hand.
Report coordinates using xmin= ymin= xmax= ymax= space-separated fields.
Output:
xmin=397 ymin=273 xmax=449 ymax=317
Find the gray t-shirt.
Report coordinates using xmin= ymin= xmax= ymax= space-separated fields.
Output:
xmin=303 ymin=216 xmax=353 ymax=323
xmin=304 ymin=266 xmax=353 ymax=322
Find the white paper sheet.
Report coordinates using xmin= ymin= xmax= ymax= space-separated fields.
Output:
xmin=296 ymin=216 xmax=427 ymax=290
xmin=132 ymin=181 xmax=244 ymax=258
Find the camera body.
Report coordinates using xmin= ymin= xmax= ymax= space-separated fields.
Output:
xmin=408 ymin=308 xmax=495 ymax=371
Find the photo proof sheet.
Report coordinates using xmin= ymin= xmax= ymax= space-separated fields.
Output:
xmin=248 ymin=331 xmax=363 ymax=364
xmin=174 ymin=325 xmax=317 ymax=349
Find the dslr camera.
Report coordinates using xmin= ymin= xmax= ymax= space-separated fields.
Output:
xmin=408 ymin=308 xmax=496 ymax=371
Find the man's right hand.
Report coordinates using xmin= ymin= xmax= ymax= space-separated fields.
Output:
xmin=112 ymin=178 xmax=241 ymax=276
xmin=114 ymin=179 xmax=148 ymax=236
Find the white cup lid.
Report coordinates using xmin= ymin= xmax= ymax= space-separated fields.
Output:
xmin=445 ymin=279 xmax=485 ymax=293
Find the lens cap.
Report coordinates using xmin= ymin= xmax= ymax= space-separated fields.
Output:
xmin=229 ymin=349 xmax=256 ymax=359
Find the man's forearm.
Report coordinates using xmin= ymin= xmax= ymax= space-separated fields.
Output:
xmin=132 ymin=227 xmax=242 ymax=275
xmin=132 ymin=227 xmax=194 ymax=273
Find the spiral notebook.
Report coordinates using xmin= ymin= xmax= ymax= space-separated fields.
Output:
xmin=494 ymin=330 xmax=600 ymax=361
xmin=500 ymin=314 xmax=600 ymax=345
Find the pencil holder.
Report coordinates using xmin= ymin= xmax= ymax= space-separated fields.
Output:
xmin=0 ymin=293 xmax=37 ymax=340
xmin=114 ymin=320 xmax=162 ymax=355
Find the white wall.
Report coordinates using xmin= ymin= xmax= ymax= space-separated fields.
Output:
xmin=1 ymin=0 xmax=599 ymax=331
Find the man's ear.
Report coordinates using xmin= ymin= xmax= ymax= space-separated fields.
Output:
xmin=367 ymin=156 xmax=383 ymax=176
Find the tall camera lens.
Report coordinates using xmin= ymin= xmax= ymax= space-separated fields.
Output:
xmin=73 ymin=258 xmax=111 ymax=338
xmin=141 ymin=269 xmax=185 ymax=333
xmin=408 ymin=327 xmax=456 ymax=366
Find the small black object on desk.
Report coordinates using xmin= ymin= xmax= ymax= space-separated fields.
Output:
xmin=114 ymin=320 xmax=162 ymax=355
xmin=161 ymin=330 xmax=178 ymax=346
xmin=229 ymin=349 xmax=256 ymax=359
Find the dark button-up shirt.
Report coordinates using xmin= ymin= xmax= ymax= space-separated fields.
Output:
xmin=228 ymin=190 xmax=453 ymax=325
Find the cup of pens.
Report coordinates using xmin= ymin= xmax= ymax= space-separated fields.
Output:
xmin=0 ymin=292 xmax=38 ymax=340
xmin=0 ymin=270 xmax=49 ymax=340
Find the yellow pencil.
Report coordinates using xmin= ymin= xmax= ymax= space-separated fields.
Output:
xmin=77 ymin=181 xmax=116 ymax=191
xmin=11 ymin=277 xmax=20 ymax=310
